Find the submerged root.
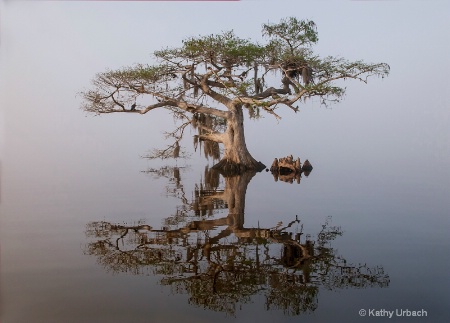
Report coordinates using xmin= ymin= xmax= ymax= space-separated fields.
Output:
xmin=212 ymin=159 xmax=265 ymax=176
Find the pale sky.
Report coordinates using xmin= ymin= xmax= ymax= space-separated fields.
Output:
xmin=1 ymin=0 xmax=449 ymax=170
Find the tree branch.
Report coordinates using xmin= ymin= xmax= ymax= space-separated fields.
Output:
xmin=200 ymin=70 xmax=232 ymax=107
xmin=198 ymin=132 xmax=225 ymax=144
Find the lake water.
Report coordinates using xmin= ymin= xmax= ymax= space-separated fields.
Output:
xmin=2 ymin=130 xmax=449 ymax=322
xmin=1 ymin=2 xmax=450 ymax=323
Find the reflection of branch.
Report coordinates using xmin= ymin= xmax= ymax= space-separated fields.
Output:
xmin=85 ymin=216 xmax=389 ymax=316
xmin=85 ymin=170 xmax=389 ymax=316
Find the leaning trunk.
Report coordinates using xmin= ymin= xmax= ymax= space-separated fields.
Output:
xmin=212 ymin=104 xmax=265 ymax=175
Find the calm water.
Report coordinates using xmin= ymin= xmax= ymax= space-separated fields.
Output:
xmin=2 ymin=2 xmax=450 ymax=322
xmin=2 ymin=149 xmax=449 ymax=322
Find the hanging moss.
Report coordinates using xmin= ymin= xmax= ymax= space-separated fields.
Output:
xmin=173 ymin=141 xmax=180 ymax=158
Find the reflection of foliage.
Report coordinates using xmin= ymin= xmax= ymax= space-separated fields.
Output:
xmin=266 ymin=273 xmax=318 ymax=315
xmin=84 ymin=216 xmax=389 ymax=316
xmin=85 ymin=167 xmax=389 ymax=316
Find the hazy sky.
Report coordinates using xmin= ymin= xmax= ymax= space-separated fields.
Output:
xmin=1 ymin=0 xmax=449 ymax=171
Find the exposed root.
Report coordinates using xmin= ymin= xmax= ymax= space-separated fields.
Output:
xmin=212 ymin=158 xmax=265 ymax=176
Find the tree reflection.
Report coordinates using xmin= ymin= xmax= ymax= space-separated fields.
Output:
xmin=84 ymin=167 xmax=389 ymax=316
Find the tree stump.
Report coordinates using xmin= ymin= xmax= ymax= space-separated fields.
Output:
xmin=270 ymin=155 xmax=313 ymax=183
xmin=270 ymin=155 xmax=306 ymax=174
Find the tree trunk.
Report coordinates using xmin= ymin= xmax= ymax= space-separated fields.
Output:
xmin=212 ymin=104 xmax=265 ymax=175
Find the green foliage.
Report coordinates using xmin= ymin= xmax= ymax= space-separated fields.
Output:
xmin=81 ymin=16 xmax=390 ymax=137
xmin=161 ymin=30 xmax=266 ymax=67
xmin=84 ymin=16 xmax=389 ymax=110
xmin=99 ymin=64 xmax=176 ymax=84
xmin=263 ymin=17 xmax=318 ymax=51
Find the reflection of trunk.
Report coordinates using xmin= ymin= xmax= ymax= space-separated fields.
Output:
xmin=191 ymin=170 xmax=256 ymax=239
xmin=222 ymin=171 xmax=255 ymax=230
xmin=213 ymin=104 xmax=265 ymax=174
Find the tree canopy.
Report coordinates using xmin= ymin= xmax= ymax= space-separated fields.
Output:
xmin=80 ymin=17 xmax=389 ymax=173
